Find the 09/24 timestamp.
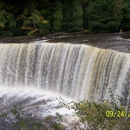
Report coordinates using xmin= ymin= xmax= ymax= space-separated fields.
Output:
xmin=106 ymin=110 xmax=130 ymax=118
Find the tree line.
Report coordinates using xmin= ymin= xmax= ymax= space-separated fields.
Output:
xmin=0 ymin=0 xmax=130 ymax=36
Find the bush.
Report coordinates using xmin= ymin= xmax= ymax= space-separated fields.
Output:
xmin=58 ymin=89 xmax=130 ymax=130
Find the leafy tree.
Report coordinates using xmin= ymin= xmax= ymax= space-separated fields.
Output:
xmin=0 ymin=0 xmax=129 ymax=36
xmin=0 ymin=1 xmax=16 ymax=36
xmin=63 ymin=0 xmax=73 ymax=31
xmin=121 ymin=0 xmax=130 ymax=31
xmin=53 ymin=0 xmax=63 ymax=32
xmin=87 ymin=0 xmax=122 ymax=33
xmin=63 ymin=0 xmax=83 ymax=32
xmin=38 ymin=0 xmax=53 ymax=34
xmin=82 ymin=0 xmax=89 ymax=29
xmin=70 ymin=0 xmax=83 ymax=31
xmin=17 ymin=0 xmax=48 ymax=35
xmin=113 ymin=0 xmax=124 ymax=31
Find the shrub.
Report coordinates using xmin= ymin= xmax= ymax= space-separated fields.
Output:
xmin=58 ymin=89 xmax=130 ymax=130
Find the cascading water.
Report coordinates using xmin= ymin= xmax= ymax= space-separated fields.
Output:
xmin=0 ymin=43 xmax=130 ymax=106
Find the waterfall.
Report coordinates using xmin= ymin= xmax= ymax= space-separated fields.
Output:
xmin=0 ymin=43 xmax=130 ymax=106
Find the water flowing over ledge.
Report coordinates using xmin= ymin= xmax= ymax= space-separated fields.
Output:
xmin=0 ymin=42 xmax=130 ymax=106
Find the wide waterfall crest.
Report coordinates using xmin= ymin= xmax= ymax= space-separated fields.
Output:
xmin=0 ymin=43 xmax=130 ymax=105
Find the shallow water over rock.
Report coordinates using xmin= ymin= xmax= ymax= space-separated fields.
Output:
xmin=0 ymin=32 xmax=130 ymax=53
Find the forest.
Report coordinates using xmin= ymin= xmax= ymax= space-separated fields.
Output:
xmin=0 ymin=0 xmax=130 ymax=36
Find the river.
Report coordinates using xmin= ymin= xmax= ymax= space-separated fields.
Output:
xmin=0 ymin=32 xmax=130 ymax=130
xmin=0 ymin=32 xmax=130 ymax=53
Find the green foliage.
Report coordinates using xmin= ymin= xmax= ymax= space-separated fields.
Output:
xmin=63 ymin=0 xmax=83 ymax=32
xmin=63 ymin=0 xmax=73 ymax=31
xmin=87 ymin=0 xmax=124 ymax=32
xmin=0 ymin=104 xmax=65 ymax=130
xmin=0 ymin=104 xmax=43 ymax=130
xmin=58 ymin=89 xmax=130 ymax=130
xmin=113 ymin=0 xmax=124 ymax=31
xmin=0 ymin=0 xmax=130 ymax=36
xmin=17 ymin=1 xmax=48 ymax=36
xmin=0 ymin=89 xmax=129 ymax=130
xmin=52 ymin=113 xmax=65 ymax=130
xmin=53 ymin=0 xmax=63 ymax=32
xmin=70 ymin=101 xmax=129 ymax=130
xmin=0 ymin=2 xmax=15 ymax=36
xmin=82 ymin=0 xmax=89 ymax=29
xmin=70 ymin=0 xmax=83 ymax=32
xmin=121 ymin=0 xmax=130 ymax=31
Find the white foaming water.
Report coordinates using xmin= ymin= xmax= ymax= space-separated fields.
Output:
xmin=0 ymin=42 xmax=130 ymax=129
xmin=0 ymin=87 xmax=73 ymax=117
xmin=0 ymin=86 xmax=83 ymax=129
xmin=0 ymin=42 xmax=130 ymax=106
